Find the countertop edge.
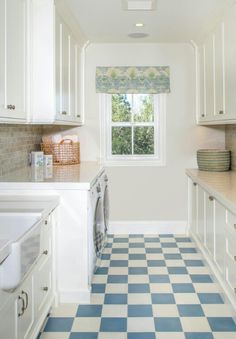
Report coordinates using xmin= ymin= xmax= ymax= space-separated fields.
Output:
xmin=186 ymin=169 xmax=236 ymax=215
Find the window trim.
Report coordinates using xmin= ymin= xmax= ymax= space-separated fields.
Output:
xmin=99 ymin=93 xmax=166 ymax=167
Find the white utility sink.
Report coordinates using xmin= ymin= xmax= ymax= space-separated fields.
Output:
xmin=0 ymin=214 xmax=41 ymax=290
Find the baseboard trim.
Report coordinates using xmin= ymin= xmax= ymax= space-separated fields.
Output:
xmin=108 ymin=220 xmax=188 ymax=235
xmin=59 ymin=288 xmax=91 ymax=304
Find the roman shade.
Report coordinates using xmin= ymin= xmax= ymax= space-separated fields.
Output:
xmin=96 ymin=66 xmax=170 ymax=94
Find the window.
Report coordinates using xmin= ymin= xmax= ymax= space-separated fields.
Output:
xmin=100 ymin=93 xmax=166 ymax=166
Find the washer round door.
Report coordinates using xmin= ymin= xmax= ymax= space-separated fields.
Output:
xmin=103 ymin=185 xmax=109 ymax=233
xmin=93 ymin=196 xmax=105 ymax=257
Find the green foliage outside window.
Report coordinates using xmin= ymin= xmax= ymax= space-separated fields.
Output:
xmin=111 ymin=94 xmax=155 ymax=155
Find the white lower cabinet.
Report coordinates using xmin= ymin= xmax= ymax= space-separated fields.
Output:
xmin=0 ymin=212 xmax=56 ymax=339
xmin=188 ymin=176 xmax=236 ymax=306
xmin=16 ymin=275 xmax=34 ymax=339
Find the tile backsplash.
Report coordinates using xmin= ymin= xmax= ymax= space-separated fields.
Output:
xmin=225 ymin=125 xmax=236 ymax=170
xmin=0 ymin=124 xmax=43 ymax=176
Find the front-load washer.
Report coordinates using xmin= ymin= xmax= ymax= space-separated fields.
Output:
xmin=88 ymin=179 xmax=106 ymax=284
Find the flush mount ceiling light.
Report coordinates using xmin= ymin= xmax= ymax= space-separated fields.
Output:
xmin=135 ymin=23 xmax=144 ymax=27
xmin=128 ymin=32 xmax=149 ymax=38
xmin=122 ymin=0 xmax=157 ymax=11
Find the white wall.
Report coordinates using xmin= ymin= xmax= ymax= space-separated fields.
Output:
xmin=79 ymin=43 xmax=225 ymax=224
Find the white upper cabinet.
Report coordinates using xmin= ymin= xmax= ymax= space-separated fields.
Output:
xmin=197 ymin=3 xmax=236 ymax=124
xmin=0 ymin=0 xmax=27 ymax=122
xmin=0 ymin=0 xmax=85 ymax=125
xmin=30 ymin=0 xmax=84 ymax=125
xmin=224 ymin=4 xmax=236 ymax=119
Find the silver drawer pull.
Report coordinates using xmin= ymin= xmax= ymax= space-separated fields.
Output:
xmin=43 ymin=250 xmax=48 ymax=255
xmin=62 ymin=111 xmax=67 ymax=115
xmin=18 ymin=296 xmax=25 ymax=317
xmin=45 ymin=220 xmax=48 ymax=225
xmin=209 ymin=196 xmax=214 ymax=201
xmin=77 ymin=114 xmax=80 ymax=118
xmin=43 ymin=287 xmax=49 ymax=292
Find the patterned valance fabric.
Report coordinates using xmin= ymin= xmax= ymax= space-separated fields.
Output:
xmin=96 ymin=66 xmax=170 ymax=94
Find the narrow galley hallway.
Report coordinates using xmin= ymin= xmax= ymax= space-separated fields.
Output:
xmin=38 ymin=235 xmax=236 ymax=339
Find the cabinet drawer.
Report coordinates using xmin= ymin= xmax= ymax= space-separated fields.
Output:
xmin=34 ymin=256 xmax=52 ymax=317
xmin=225 ymin=254 xmax=236 ymax=294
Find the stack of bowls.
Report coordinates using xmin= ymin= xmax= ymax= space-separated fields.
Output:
xmin=197 ymin=149 xmax=231 ymax=172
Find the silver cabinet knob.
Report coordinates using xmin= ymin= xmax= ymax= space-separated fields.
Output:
xmin=43 ymin=287 xmax=49 ymax=292
xmin=201 ymin=114 xmax=205 ymax=117
xmin=62 ymin=111 xmax=67 ymax=115
xmin=7 ymin=104 xmax=15 ymax=110
xmin=219 ymin=110 xmax=224 ymax=114
xmin=43 ymin=250 xmax=48 ymax=255
xmin=193 ymin=182 xmax=197 ymax=186
xmin=209 ymin=196 xmax=214 ymax=201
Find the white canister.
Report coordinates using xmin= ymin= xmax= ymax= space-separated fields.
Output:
xmin=44 ymin=154 xmax=53 ymax=167
xmin=31 ymin=152 xmax=44 ymax=167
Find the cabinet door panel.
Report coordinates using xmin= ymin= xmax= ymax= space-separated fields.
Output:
xmin=191 ymin=182 xmax=197 ymax=235
xmin=61 ymin=23 xmax=69 ymax=117
xmin=55 ymin=14 xmax=62 ymax=116
xmin=69 ymin=36 xmax=76 ymax=118
xmin=197 ymin=186 xmax=205 ymax=243
xmin=17 ymin=276 xmax=34 ymax=339
xmin=199 ymin=46 xmax=206 ymax=120
xmin=0 ymin=0 xmax=5 ymax=114
xmin=214 ymin=23 xmax=225 ymax=118
xmin=224 ymin=4 xmax=236 ymax=118
xmin=0 ymin=296 xmax=16 ymax=339
xmin=6 ymin=0 xmax=26 ymax=119
xmin=215 ymin=200 xmax=226 ymax=275
xmin=205 ymin=36 xmax=215 ymax=118
xmin=205 ymin=194 xmax=214 ymax=257
xmin=35 ymin=257 xmax=52 ymax=317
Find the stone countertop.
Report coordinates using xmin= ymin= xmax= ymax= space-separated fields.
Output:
xmin=186 ymin=168 xmax=236 ymax=213
xmin=0 ymin=162 xmax=104 ymax=190
xmin=0 ymin=195 xmax=59 ymax=264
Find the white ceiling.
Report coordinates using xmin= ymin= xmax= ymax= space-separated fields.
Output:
xmin=66 ymin=0 xmax=234 ymax=43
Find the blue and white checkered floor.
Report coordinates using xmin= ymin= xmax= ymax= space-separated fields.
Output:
xmin=39 ymin=234 xmax=236 ymax=339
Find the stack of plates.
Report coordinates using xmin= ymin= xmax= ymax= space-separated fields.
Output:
xmin=197 ymin=149 xmax=231 ymax=172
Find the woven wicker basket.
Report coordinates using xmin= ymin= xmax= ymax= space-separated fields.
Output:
xmin=41 ymin=140 xmax=80 ymax=165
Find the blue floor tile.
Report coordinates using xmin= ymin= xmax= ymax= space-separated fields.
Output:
xmin=129 ymin=234 xmax=144 ymax=238
xmin=128 ymin=333 xmax=156 ymax=339
xmin=101 ymin=254 xmax=110 ymax=260
xmin=168 ymin=267 xmax=188 ymax=274
xmin=44 ymin=317 xmax=74 ymax=332
xmin=172 ymin=283 xmax=195 ymax=293
xmin=70 ymin=333 xmax=98 ymax=339
xmin=190 ymin=275 xmax=213 ymax=283
xmin=128 ymin=283 xmax=150 ymax=293
xmin=91 ymin=284 xmax=106 ymax=293
xmin=176 ymin=237 xmax=192 ymax=242
xmin=147 ymin=260 xmax=166 ymax=267
xmin=114 ymin=238 xmax=129 ymax=243
xmin=149 ymin=275 xmax=170 ymax=283
xmin=146 ymin=248 xmax=162 ymax=253
xmin=144 ymin=237 xmax=160 ymax=242
xmin=76 ymin=305 xmax=102 ymax=317
xmin=151 ymin=293 xmax=175 ymax=304
xmin=107 ymin=275 xmax=128 ymax=283
xmin=104 ymin=293 xmax=127 ymax=304
xmin=159 ymin=234 xmax=174 ymax=237
xmin=161 ymin=243 xmax=177 ymax=248
xmin=129 ymin=254 xmax=146 ymax=260
xmin=185 ymin=333 xmax=214 ymax=339
xmin=198 ymin=293 xmax=224 ymax=304
xmin=110 ymin=260 xmax=128 ymax=267
xmin=184 ymin=260 xmax=204 ymax=267
xmin=100 ymin=317 xmax=127 ymax=332
xmin=177 ymin=304 xmax=204 ymax=317
xmin=208 ymin=317 xmax=236 ymax=331
xmin=128 ymin=305 xmax=153 ymax=317
xmin=164 ymin=253 xmax=182 ymax=260
xmin=179 ymin=248 xmax=197 ymax=253
xmin=112 ymin=248 xmax=128 ymax=254
xmin=95 ymin=267 xmax=108 ymax=275
xmin=154 ymin=317 xmax=182 ymax=332
xmin=129 ymin=243 xmax=145 ymax=248
xmin=128 ymin=267 xmax=148 ymax=275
